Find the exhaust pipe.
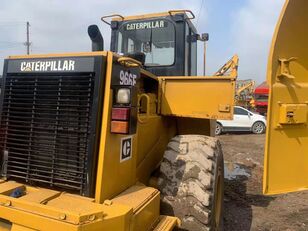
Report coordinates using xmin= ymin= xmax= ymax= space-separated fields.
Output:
xmin=88 ymin=25 xmax=104 ymax=51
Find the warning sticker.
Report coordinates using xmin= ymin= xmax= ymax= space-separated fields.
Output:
xmin=120 ymin=136 xmax=133 ymax=162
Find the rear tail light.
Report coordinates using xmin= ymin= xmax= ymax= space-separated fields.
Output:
xmin=111 ymin=86 xmax=137 ymax=134
xmin=111 ymin=107 xmax=130 ymax=133
xmin=111 ymin=108 xmax=131 ymax=134
xmin=112 ymin=107 xmax=130 ymax=120
xmin=111 ymin=121 xmax=129 ymax=134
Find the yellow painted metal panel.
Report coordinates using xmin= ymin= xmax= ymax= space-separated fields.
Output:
xmin=112 ymin=185 xmax=161 ymax=231
xmin=263 ymin=0 xmax=308 ymax=194
xmin=94 ymin=52 xmax=114 ymax=203
xmin=153 ymin=216 xmax=180 ymax=231
xmin=11 ymin=224 xmax=35 ymax=231
xmin=112 ymin=185 xmax=158 ymax=212
xmin=0 ymin=202 xmax=132 ymax=231
xmin=135 ymin=116 xmax=176 ymax=184
xmin=95 ymin=53 xmax=137 ymax=203
xmin=160 ymin=77 xmax=236 ymax=120
xmin=130 ymin=191 xmax=160 ymax=231
xmin=0 ymin=181 xmax=133 ymax=231
xmin=278 ymin=104 xmax=307 ymax=124
xmin=18 ymin=188 xmax=60 ymax=204
xmin=95 ymin=93 xmax=137 ymax=202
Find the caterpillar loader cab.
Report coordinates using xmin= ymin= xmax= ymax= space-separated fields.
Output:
xmin=264 ymin=0 xmax=308 ymax=195
xmin=0 ymin=10 xmax=237 ymax=231
xmin=108 ymin=10 xmax=198 ymax=76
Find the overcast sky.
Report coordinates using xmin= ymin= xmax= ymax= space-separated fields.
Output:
xmin=0 ymin=0 xmax=284 ymax=83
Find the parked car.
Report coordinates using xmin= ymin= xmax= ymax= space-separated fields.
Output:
xmin=215 ymin=106 xmax=266 ymax=135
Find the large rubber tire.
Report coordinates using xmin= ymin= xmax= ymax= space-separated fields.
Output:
xmin=158 ymin=135 xmax=224 ymax=231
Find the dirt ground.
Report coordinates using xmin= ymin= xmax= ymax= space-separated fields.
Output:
xmin=219 ymin=133 xmax=308 ymax=231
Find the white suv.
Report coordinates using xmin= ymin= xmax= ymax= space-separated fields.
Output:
xmin=215 ymin=106 xmax=266 ymax=135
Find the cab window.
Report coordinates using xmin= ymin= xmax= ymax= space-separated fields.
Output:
xmin=116 ymin=19 xmax=175 ymax=67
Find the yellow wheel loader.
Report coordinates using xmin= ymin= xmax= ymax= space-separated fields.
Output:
xmin=0 ymin=11 xmax=238 ymax=230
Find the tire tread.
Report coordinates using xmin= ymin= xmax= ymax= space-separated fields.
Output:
xmin=158 ymin=135 xmax=224 ymax=231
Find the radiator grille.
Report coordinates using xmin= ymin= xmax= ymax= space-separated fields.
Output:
xmin=0 ymin=73 xmax=96 ymax=194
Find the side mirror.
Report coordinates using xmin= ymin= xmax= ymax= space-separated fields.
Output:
xmin=197 ymin=33 xmax=209 ymax=42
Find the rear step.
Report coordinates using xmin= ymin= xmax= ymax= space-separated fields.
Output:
xmin=152 ymin=216 xmax=180 ymax=231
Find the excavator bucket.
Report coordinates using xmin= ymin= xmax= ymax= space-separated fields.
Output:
xmin=263 ymin=0 xmax=308 ymax=194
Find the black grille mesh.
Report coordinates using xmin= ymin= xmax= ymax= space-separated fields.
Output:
xmin=0 ymin=73 xmax=95 ymax=194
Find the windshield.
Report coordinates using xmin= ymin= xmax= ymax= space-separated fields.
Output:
xmin=116 ymin=19 xmax=175 ymax=66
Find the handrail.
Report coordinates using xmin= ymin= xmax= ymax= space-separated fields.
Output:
xmin=138 ymin=94 xmax=150 ymax=124
xmin=168 ymin=10 xmax=195 ymax=20
xmin=118 ymin=57 xmax=142 ymax=67
xmin=101 ymin=14 xmax=124 ymax=25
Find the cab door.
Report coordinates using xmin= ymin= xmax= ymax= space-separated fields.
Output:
xmin=263 ymin=0 xmax=308 ymax=195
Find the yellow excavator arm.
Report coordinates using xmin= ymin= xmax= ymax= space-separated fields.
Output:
xmin=214 ymin=55 xmax=239 ymax=78
xmin=236 ymin=81 xmax=255 ymax=97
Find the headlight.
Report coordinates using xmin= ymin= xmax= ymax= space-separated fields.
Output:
xmin=116 ymin=88 xmax=131 ymax=104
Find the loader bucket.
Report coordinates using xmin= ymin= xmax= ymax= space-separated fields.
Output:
xmin=263 ymin=0 xmax=308 ymax=194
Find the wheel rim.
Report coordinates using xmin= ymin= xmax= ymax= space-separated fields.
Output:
xmin=215 ymin=124 xmax=221 ymax=135
xmin=214 ymin=167 xmax=223 ymax=230
xmin=253 ymin=122 xmax=264 ymax=134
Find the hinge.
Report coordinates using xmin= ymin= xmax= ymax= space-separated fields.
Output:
xmin=277 ymin=57 xmax=298 ymax=80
